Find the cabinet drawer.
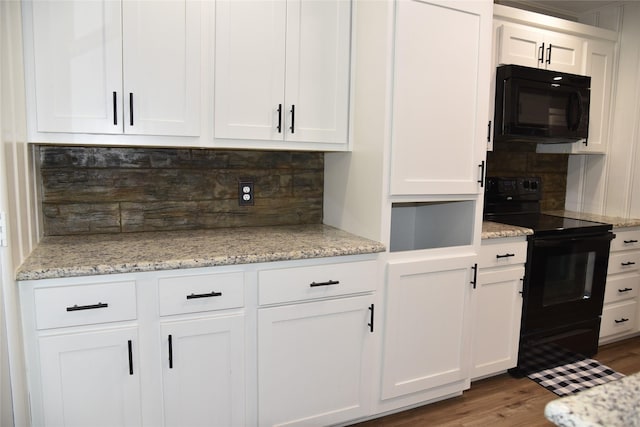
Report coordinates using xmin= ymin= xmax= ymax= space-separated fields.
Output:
xmin=604 ymin=274 xmax=640 ymax=304
xmin=258 ymin=260 xmax=377 ymax=305
xmin=611 ymin=229 xmax=640 ymax=252
xmin=158 ymin=272 xmax=244 ymax=316
xmin=607 ymin=252 xmax=640 ymax=275
xmin=600 ymin=300 xmax=637 ymax=338
xmin=34 ymin=281 xmax=137 ymax=330
xmin=479 ymin=239 xmax=527 ymax=269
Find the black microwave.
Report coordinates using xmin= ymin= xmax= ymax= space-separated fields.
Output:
xmin=494 ymin=65 xmax=590 ymax=144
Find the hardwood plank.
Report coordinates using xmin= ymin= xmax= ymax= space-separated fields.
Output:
xmin=352 ymin=336 xmax=640 ymax=426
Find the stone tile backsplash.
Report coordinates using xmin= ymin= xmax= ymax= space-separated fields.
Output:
xmin=38 ymin=146 xmax=323 ymax=236
xmin=486 ymin=141 xmax=569 ymax=211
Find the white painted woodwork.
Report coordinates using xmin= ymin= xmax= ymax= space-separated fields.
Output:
xmin=31 ymin=0 xmax=123 ymax=133
xmin=471 ymin=266 xmax=523 ymax=379
xmin=38 ymin=327 xmax=142 ymax=427
xmin=389 ymin=0 xmax=492 ymax=195
xmin=257 ymin=259 xmax=377 ymax=305
xmin=600 ymin=227 xmax=640 ymax=343
xmin=122 ymin=0 xmax=201 ymax=136
xmin=497 ymin=24 xmax=584 ymax=74
xmin=258 ymin=295 xmax=374 ymax=426
xmin=214 ymin=0 xmax=351 ymax=145
xmin=157 ymin=272 xmax=244 ymax=316
xmin=29 ymin=0 xmax=201 ymax=136
xmin=160 ymin=315 xmax=245 ymax=427
xmin=34 ymin=280 xmax=137 ymax=329
xmin=477 ymin=239 xmax=527 ymax=268
xmin=381 ymin=255 xmax=474 ymax=399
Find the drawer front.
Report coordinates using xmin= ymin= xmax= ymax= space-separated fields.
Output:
xmin=611 ymin=229 xmax=640 ymax=252
xmin=604 ymin=274 xmax=640 ymax=304
xmin=34 ymin=281 xmax=137 ymax=330
xmin=600 ymin=300 xmax=637 ymax=338
xmin=479 ymin=239 xmax=527 ymax=269
xmin=258 ymin=260 xmax=378 ymax=305
xmin=607 ymin=252 xmax=640 ymax=275
xmin=158 ymin=272 xmax=244 ymax=316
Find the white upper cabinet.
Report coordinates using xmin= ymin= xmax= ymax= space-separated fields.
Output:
xmin=497 ymin=24 xmax=584 ymax=74
xmin=27 ymin=0 xmax=201 ymax=137
xmin=389 ymin=0 xmax=492 ymax=196
xmin=214 ymin=0 xmax=351 ymax=145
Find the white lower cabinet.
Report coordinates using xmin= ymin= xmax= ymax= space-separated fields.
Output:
xmin=381 ymin=254 xmax=475 ymax=400
xmin=258 ymin=295 xmax=374 ymax=426
xmin=160 ymin=315 xmax=245 ymax=427
xmin=38 ymin=327 xmax=142 ymax=427
xmin=256 ymin=259 xmax=377 ymax=426
xmin=600 ymin=228 xmax=640 ymax=343
xmin=471 ymin=237 xmax=526 ymax=380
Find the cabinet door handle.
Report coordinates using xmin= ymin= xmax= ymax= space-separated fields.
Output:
xmin=538 ymin=42 xmax=545 ymax=63
xmin=168 ymin=334 xmax=173 ymax=369
xmin=618 ymin=287 xmax=633 ymax=293
xmin=496 ymin=253 xmax=515 ymax=259
xmin=128 ymin=340 xmax=134 ymax=375
xmin=546 ymin=44 xmax=552 ymax=64
xmin=112 ymin=92 xmax=118 ymax=125
xmin=624 ymin=239 xmax=639 ymax=244
xmin=478 ymin=161 xmax=485 ymax=187
xmin=290 ymin=104 xmax=295 ymax=133
xmin=470 ymin=263 xmax=478 ymax=289
xmin=615 ymin=318 xmax=629 ymax=324
xmin=277 ymin=104 xmax=282 ymax=133
xmin=186 ymin=291 xmax=222 ymax=300
xmin=487 ymin=121 xmax=492 ymax=143
xmin=621 ymin=261 xmax=636 ymax=266
xmin=368 ymin=304 xmax=375 ymax=333
xmin=66 ymin=302 xmax=108 ymax=312
xmin=129 ymin=93 xmax=134 ymax=126
xmin=309 ymin=280 xmax=339 ymax=287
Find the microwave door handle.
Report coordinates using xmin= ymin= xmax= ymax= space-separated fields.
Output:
xmin=566 ymin=92 xmax=582 ymax=131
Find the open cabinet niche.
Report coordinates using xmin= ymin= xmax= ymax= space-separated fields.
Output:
xmin=390 ymin=200 xmax=475 ymax=252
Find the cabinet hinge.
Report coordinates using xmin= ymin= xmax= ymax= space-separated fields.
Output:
xmin=0 ymin=212 xmax=7 ymax=247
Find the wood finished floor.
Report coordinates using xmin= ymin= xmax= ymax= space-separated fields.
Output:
xmin=351 ymin=336 xmax=640 ymax=427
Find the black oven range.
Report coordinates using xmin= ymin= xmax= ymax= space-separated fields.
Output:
xmin=484 ymin=176 xmax=614 ymax=375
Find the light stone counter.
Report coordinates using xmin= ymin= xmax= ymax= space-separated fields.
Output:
xmin=546 ymin=210 xmax=640 ymax=229
xmin=545 ymin=372 xmax=640 ymax=427
xmin=16 ymin=225 xmax=386 ymax=281
xmin=482 ymin=221 xmax=533 ymax=239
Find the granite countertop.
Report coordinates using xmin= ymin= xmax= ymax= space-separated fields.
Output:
xmin=16 ymin=225 xmax=386 ymax=281
xmin=545 ymin=372 xmax=640 ymax=427
xmin=482 ymin=221 xmax=533 ymax=239
xmin=545 ymin=210 xmax=640 ymax=229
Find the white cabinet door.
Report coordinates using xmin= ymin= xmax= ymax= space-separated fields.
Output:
xmin=382 ymin=255 xmax=474 ymax=399
xmin=122 ymin=0 xmax=201 ymax=136
xmin=389 ymin=0 xmax=492 ymax=195
xmin=471 ymin=267 xmax=523 ymax=379
xmin=579 ymin=39 xmax=615 ymax=154
xmin=258 ymin=295 xmax=374 ymax=426
xmin=160 ymin=315 xmax=245 ymax=427
xmin=31 ymin=0 xmax=123 ymax=134
xmin=214 ymin=0 xmax=286 ymax=141
xmin=497 ymin=24 xmax=583 ymax=74
xmin=284 ymin=0 xmax=351 ymax=144
xmin=214 ymin=0 xmax=351 ymax=145
xmin=38 ymin=327 xmax=142 ymax=427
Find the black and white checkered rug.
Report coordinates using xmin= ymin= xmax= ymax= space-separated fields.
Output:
xmin=521 ymin=343 xmax=624 ymax=396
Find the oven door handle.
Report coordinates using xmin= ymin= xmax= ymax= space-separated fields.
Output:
xmin=533 ymin=234 xmax=614 ymax=247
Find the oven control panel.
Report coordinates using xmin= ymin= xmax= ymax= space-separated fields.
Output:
xmin=485 ymin=176 xmax=541 ymax=200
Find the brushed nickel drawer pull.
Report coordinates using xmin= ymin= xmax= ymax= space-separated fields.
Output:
xmin=66 ymin=302 xmax=108 ymax=312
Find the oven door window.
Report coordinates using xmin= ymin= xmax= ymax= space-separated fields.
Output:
xmin=542 ymin=250 xmax=595 ymax=307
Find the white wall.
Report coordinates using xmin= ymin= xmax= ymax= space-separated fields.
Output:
xmin=1 ymin=1 xmax=40 ymax=425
